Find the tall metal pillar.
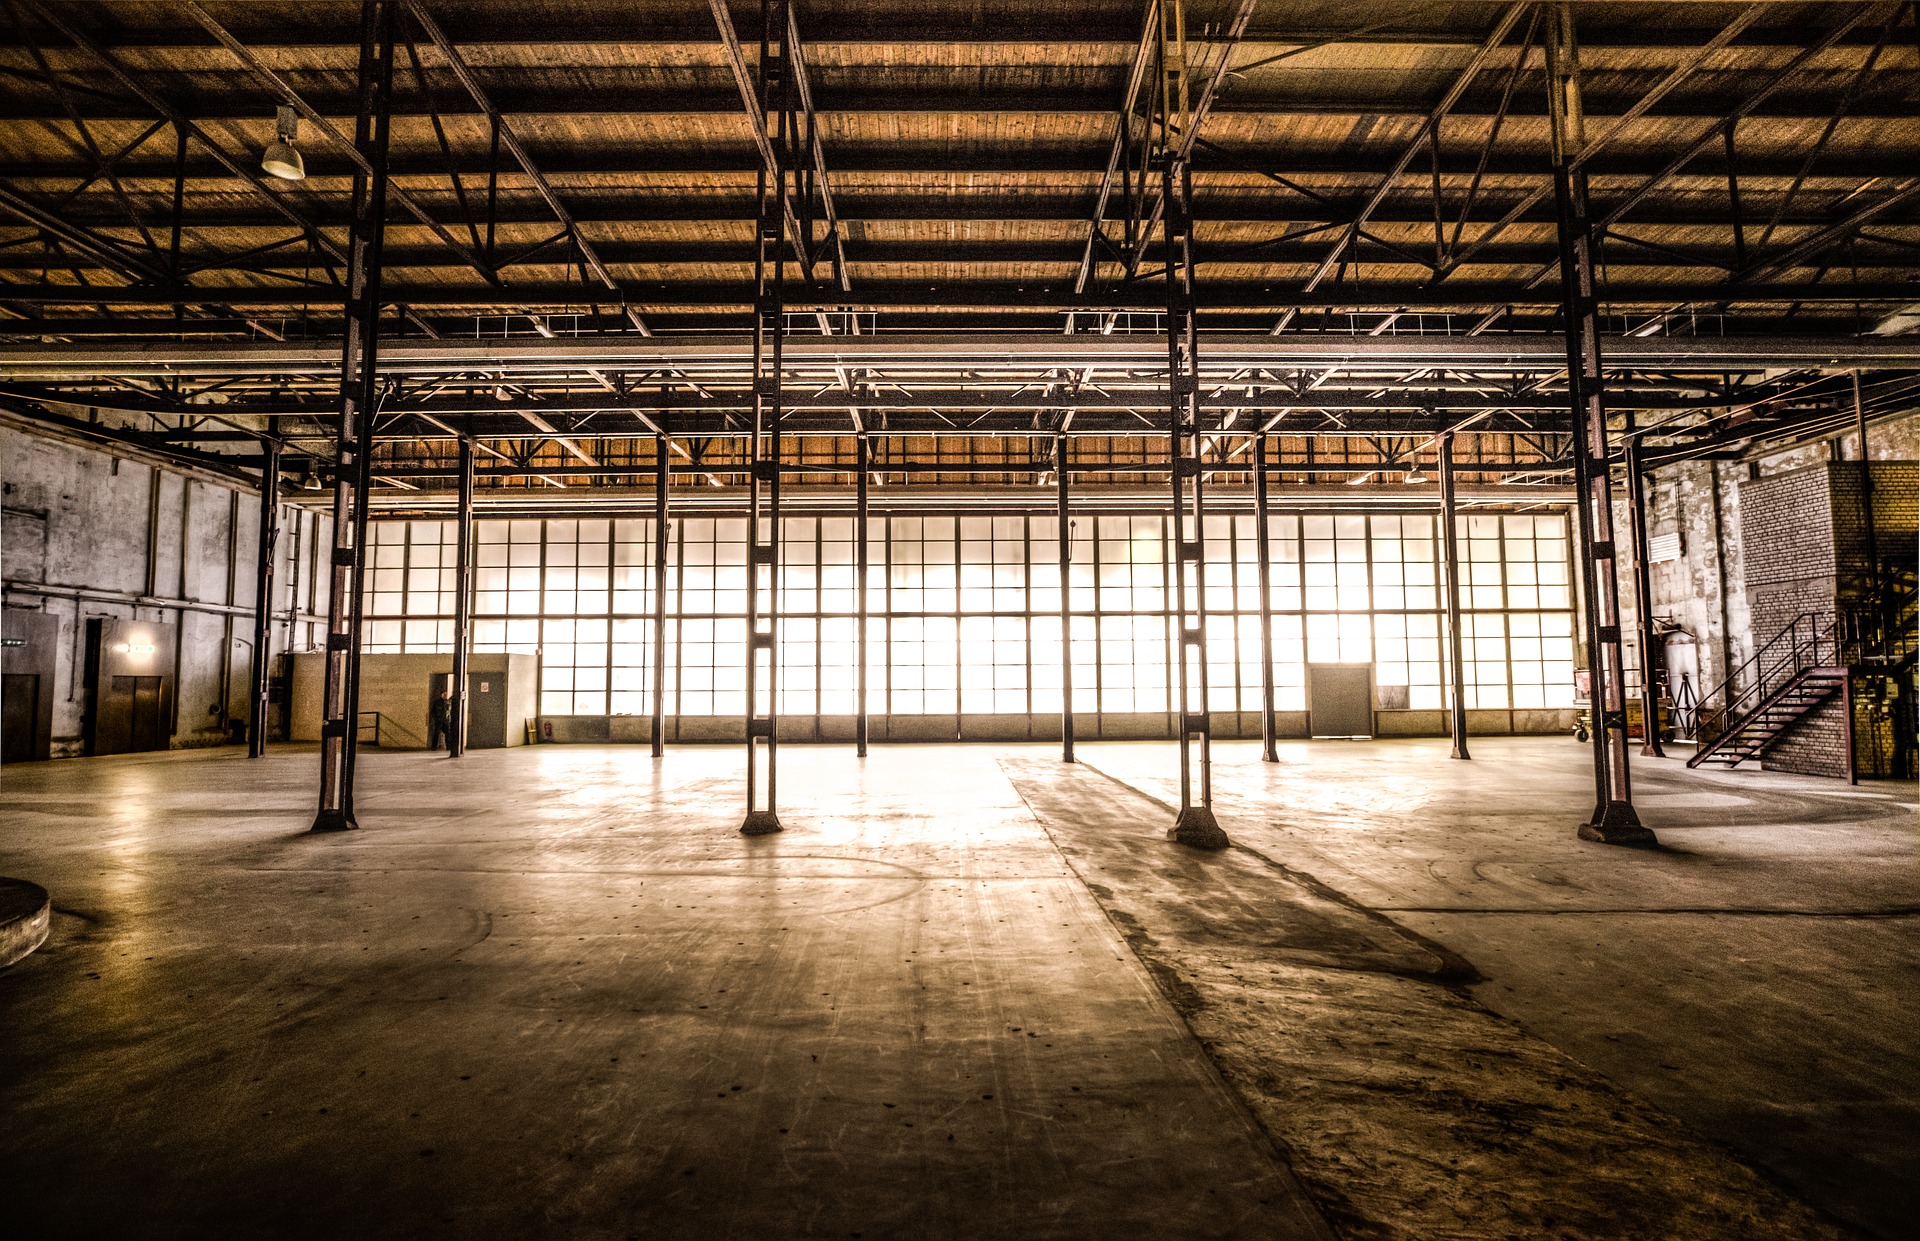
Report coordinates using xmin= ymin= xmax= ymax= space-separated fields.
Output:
xmin=1056 ymin=432 xmax=1075 ymax=763
xmin=312 ymin=0 xmax=396 ymax=833
xmin=1852 ymin=370 xmax=1879 ymax=635
xmin=448 ymin=434 xmax=474 ymax=758
xmin=1547 ymin=3 xmax=1654 ymax=846
xmin=855 ymin=433 xmax=870 ymax=757
xmin=1163 ymin=154 xmax=1227 ymax=850
xmin=1252 ymin=434 xmax=1278 ymax=762
xmin=741 ymin=0 xmax=790 ymax=835
xmin=651 ymin=433 xmax=670 ymax=758
xmin=1623 ymin=434 xmax=1664 ymax=758
xmin=247 ymin=433 xmax=280 ymax=757
xmin=1438 ymin=431 xmax=1471 ymax=760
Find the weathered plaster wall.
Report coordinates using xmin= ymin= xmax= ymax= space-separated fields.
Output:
xmin=2 ymin=426 xmax=331 ymax=756
xmin=1617 ymin=459 xmax=1753 ymax=701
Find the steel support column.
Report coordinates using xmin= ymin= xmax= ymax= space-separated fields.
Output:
xmin=312 ymin=0 xmax=396 ymax=833
xmin=1056 ymin=431 xmax=1075 ymax=763
xmin=1163 ymin=152 xmax=1227 ymax=850
xmin=1547 ymin=4 xmax=1654 ymax=846
xmin=1623 ymin=434 xmax=1664 ymax=758
xmin=651 ymin=432 xmax=670 ymax=757
xmin=247 ymin=433 xmax=280 ymax=757
xmin=1252 ymin=433 xmax=1278 ymax=762
xmin=741 ymin=0 xmax=791 ymax=836
xmin=855 ymin=432 xmax=870 ymax=757
xmin=1439 ymin=431 xmax=1471 ymax=760
xmin=1852 ymin=369 xmax=1879 ymax=637
xmin=449 ymin=432 xmax=474 ymax=757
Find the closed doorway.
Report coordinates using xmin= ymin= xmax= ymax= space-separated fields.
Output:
xmin=432 ymin=672 xmax=505 ymax=749
xmin=116 ymin=675 xmax=168 ymax=752
xmin=1308 ymin=664 xmax=1374 ymax=738
xmin=2 ymin=674 xmax=39 ymax=763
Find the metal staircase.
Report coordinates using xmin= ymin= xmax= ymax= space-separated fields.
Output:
xmin=1686 ymin=662 xmax=1847 ymax=769
xmin=1686 ymin=563 xmax=1916 ymax=772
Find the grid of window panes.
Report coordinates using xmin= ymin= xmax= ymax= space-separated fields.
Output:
xmin=361 ymin=511 xmax=1574 ymax=716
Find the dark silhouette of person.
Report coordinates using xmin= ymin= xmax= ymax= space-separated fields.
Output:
xmin=429 ymin=687 xmax=453 ymax=754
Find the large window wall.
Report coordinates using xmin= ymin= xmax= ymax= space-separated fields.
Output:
xmin=362 ymin=510 xmax=1576 ymax=718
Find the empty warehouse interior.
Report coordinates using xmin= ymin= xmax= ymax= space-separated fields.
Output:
xmin=0 ymin=0 xmax=1916 ymax=1236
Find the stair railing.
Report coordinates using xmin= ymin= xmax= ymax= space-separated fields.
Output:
xmin=1694 ymin=611 xmax=1838 ymax=749
xmin=1847 ymin=559 xmax=1918 ymax=667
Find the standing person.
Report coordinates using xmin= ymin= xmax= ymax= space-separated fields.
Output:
xmin=429 ymin=686 xmax=453 ymax=754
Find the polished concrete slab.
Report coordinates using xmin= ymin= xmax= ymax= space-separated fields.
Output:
xmin=1 ymin=738 xmax=1912 ymax=1239
xmin=0 ymin=744 xmax=1328 ymax=1241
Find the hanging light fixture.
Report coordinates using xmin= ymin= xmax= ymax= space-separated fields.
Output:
xmin=1347 ymin=471 xmax=1374 ymax=486
xmin=261 ymin=105 xmax=305 ymax=181
xmin=1404 ymin=467 xmax=1426 ymax=484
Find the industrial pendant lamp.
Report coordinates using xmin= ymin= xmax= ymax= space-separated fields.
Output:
xmin=261 ymin=105 xmax=305 ymax=181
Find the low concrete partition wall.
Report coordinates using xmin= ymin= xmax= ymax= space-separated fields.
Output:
xmin=291 ymin=653 xmax=537 ymax=748
xmin=531 ymin=707 xmax=1575 ymax=744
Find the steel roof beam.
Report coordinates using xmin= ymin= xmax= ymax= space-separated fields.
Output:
xmin=401 ymin=0 xmax=648 ymax=335
xmin=4 ymin=278 xmax=1914 ymax=309
xmin=6 ymin=90 xmax=1916 ymax=123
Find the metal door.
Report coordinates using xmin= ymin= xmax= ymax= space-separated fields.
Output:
xmin=466 ymin=672 xmax=506 ymax=748
xmin=1307 ymin=663 xmax=1374 ymax=738
xmin=431 ymin=672 xmax=504 ymax=748
xmin=2 ymin=674 xmax=37 ymax=763
xmin=127 ymin=676 xmax=166 ymax=752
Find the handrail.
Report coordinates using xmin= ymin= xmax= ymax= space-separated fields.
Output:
xmin=1695 ymin=611 xmax=1838 ymax=748
xmin=355 ymin=710 xmax=430 ymax=749
xmin=1846 ymin=560 xmax=1918 ymax=665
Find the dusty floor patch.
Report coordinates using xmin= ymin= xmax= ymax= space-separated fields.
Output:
xmin=1003 ymin=756 xmax=1856 ymax=1240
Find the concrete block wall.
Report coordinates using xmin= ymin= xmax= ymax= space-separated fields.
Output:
xmin=2 ymin=426 xmax=332 ymax=756
xmin=289 ymin=653 xmax=537 ymax=748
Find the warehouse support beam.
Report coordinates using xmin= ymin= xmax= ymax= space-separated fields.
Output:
xmin=312 ymin=0 xmax=396 ymax=832
xmin=1547 ymin=3 xmax=1654 ymax=846
xmin=247 ymin=433 xmax=280 ymax=758
xmin=449 ymin=433 xmax=474 ymax=757
xmin=1623 ymin=433 xmax=1664 ymax=759
xmin=1159 ymin=3 xmax=1226 ymax=850
xmin=651 ymin=433 xmax=670 ymax=758
xmin=1252 ymin=432 xmax=1278 ymax=763
xmin=1439 ymin=431 xmax=1470 ymax=760
xmin=741 ymin=0 xmax=791 ymax=836
xmin=1057 ymin=431 xmax=1075 ymax=764
xmin=855 ymin=433 xmax=871 ymax=757
xmin=1852 ymin=369 xmax=1880 ymax=642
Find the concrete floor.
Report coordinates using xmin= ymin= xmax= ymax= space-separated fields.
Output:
xmin=0 ymin=739 xmax=1912 ymax=1239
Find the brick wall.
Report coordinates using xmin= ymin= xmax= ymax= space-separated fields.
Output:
xmin=1739 ymin=463 xmax=1839 ymax=648
xmin=1762 ymin=690 xmax=1851 ymax=778
xmin=1830 ymin=462 xmax=1918 ymax=606
xmin=1736 ymin=461 xmax=1919 ymax=780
